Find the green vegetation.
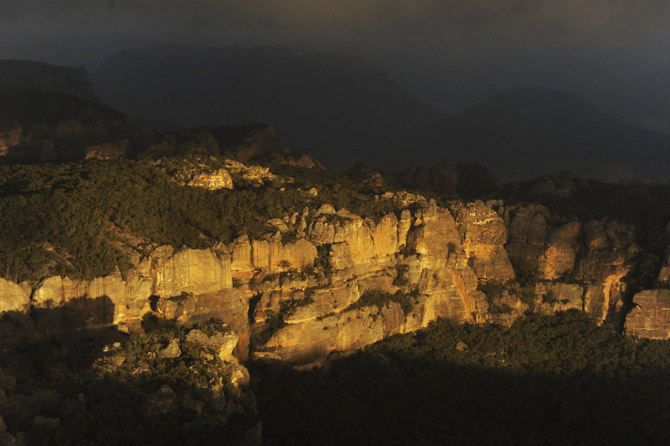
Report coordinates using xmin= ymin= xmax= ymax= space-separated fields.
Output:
xmin=542 ymin=290 xmax=559 ymax=305
xmin=344 ymin=289 xmax=418 ymax=316
xmin=255 ymin=294 xmax=316 ymax=347
xmin=477 ymin=281 xmax=506 ymax=300
xmin=508 ymin=256 xmax=539 ymax=287
xmin=106 ymin=315 xmax=232 ymax=391
xmin=478 ymin=281 xmax=514 ymax=315
xmin=0 ymin=159 xmax=407 ymax=282
xmin=253 ymin=311 xmax=670 ymax=445
xmin=519 ymin=283 xmax=537 ymax=308
xmin=270 ymin=165 xmax=399 ymax=219
xmin=392 ymin=264 xmax=410 ymax=286
xmin=256 ymin=311 xmax=286 ymax=347
xmin=3 ymin=316 xmax=256 ymax=445
xmin=278 ymin=269 xmax=308 ymax=286
xmin=279 ymin=295 xmax=316 ymax=317
xmin=314 ymin=245 xmax=332 ymax=275
xmin=0 ymin=160 xmax=302 ymax=281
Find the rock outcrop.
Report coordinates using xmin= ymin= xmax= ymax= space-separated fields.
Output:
xmin=0 ymin=278 xmax=31 ymax=314
xmin=1 ymin=246 xmax=246 ymax=354
xmin=624 ymin=246 xmax=670 ymax=339
xmin=1 ymin=186 xmax=659 ymax=365
xmin=504 ymin=204 xmax=637 ymax=323
xmin=452 ymin=201 xmax=515 ymax=282
xmin=625 ymin=290 xmax=670 ymax=339
xmin=249 ymin=198 xmax=511 ymax=364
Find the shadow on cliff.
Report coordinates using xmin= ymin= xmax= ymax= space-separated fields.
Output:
xmin=251 ymin=347 xmax=670 ymax=446
xmin=0 ymin=298 xmax=257 ymax=445
xmin=0 ymin=296 xmax=121 ymax=375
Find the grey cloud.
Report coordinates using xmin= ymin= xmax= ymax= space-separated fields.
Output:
xmin=4 ymin=0 xmax=669 ymax=33
xmin=1 ymin=0 xmax=669 ymax=117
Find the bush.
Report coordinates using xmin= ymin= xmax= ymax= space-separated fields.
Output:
xmin=345 ymin=289 xmax=418 ymax=316
xmin=392 ymin=264 xmax=410 ymax=287
xmin=542 ymin=291 xmax=559 ymax=305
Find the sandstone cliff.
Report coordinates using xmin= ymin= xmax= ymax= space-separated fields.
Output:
xmin=504 ymin=203 xmax=637 ymax=323
xmin=625 ymin=247 xmax=670 ymax=338
xmin=0 ymin=175 xmax=659 ymax=365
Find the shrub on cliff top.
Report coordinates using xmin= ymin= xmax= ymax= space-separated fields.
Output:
xmin=0 ymin=161 xmax=309 ymax=281
xmin=0 ymin=159 xmax=409 ymax=282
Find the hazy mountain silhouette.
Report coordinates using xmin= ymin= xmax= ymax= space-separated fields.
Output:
xmin=430 ymin=87 xmax=670 ymax=182
xmin=91 ymin=45 xmax=444 ymax=168
xmin=594 ymin=66 xmax=670 ymax=133
xmin=0 ymin=60 xmax=99 ymax=102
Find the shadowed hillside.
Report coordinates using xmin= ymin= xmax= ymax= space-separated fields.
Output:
xmin=429 ymin=87 xmax=670 ymax=182
xmin=253 ymin=312 xmax=670 ymax=446
xmin=91 ymin=45 xmax=444 ymax=168
xmin=0 ymin=60 xmax=99 ymax=102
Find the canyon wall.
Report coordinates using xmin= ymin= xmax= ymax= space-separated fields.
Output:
xmin=3 ymin=191 xmax=668 ymax=365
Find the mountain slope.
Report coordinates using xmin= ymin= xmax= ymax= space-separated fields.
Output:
xmin=0 ymin=60 xmax=99 ymax=102
xmin=431 ymin=87 xmax=670 ymax=182
xmin=0 ymin=91 xmax=135 ymax=163
xmin=0 ymin=90 xmax=321 ymax=167
xmin=91 ymin=45 xmax=444 ymax=168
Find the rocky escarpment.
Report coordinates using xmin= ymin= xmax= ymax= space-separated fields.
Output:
xmin=2 ymin=153 xmax=663 ymax=367
xmin=244 ymin=197 xmax=645 ymax=365
xmin=1 ymin=188 xmax=650 ymax=365
xmin=0 ymin=246 xmax=249 ymax=356
xmin=252 ymin=199 xmax=495 ymax=364
xmin=159 ymin=157 xmax=287 ymax=191
xmin=504 ymin=203 xmax=637 ymax=323
xmin=625 ymin=290 xmax=670 ymax=339
xmin=625 ymin=249 xmax=670 ymax=338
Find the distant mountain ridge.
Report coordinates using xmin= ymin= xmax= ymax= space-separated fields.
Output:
xmin=0 ymin=60 xmax=99 ymax=102
xmin=91 ymin=45 xmax=444 ymax=168
xmin=431 ymin=87 xmax=670 ymax=182
xmin=4 ymin=55 xmax=670 ymax=183
xmin=0 ymin=89 xmax=321 ymax=168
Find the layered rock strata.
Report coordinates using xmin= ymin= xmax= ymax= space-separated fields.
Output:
xmin=0 ymin=195 xmax=652 ymax=364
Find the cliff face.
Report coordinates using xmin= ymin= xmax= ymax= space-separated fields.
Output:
xmin=625 ymin=290 xmax=670 ymax=339
xmin=0 ymin=246 xmax=245 ymax=353
xmin=0 ymin=174 xmax=661 ymax=364
xmin=625 ymin=250 xmax=670 ymax=338
xmin=504 ymin=203 xmax=637 ymax=323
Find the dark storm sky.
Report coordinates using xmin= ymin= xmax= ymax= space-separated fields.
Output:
xmin=2 ymin=0 xmax=670 ymax=113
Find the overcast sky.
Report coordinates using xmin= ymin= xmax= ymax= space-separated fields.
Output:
xmin=2 ymin=0 xmax=669 ymax=112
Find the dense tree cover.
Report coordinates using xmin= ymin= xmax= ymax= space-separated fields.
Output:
xmin=2 ymin=317 xmax=257 ymax=446
xmin=0 ymin=160 xmax=302 ymax=281
xmin=0 ymin=159 xmax=400 ymax=282
xmin=252 ymin=311 xmax=670 ymax=445
xmin=270 ymin=164 xmax=399 ymax=219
